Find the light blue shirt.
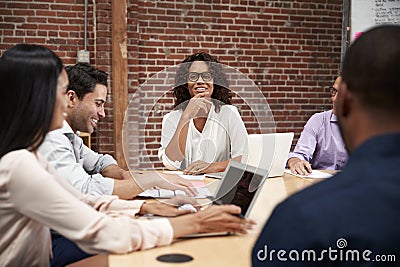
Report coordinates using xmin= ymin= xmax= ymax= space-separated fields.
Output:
xmin=38 ymin=121 xmax=116 ymax=196
xmin=288 ymin=110 xmax=349 ymax=170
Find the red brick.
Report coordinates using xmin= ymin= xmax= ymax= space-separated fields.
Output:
xmin=13 ymin=9 xmax=34 ymax=16
xmin=6 ymin=3 xmax=28 ymax=9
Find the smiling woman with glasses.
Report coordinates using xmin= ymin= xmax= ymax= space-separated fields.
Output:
xmin=158 ymin=52 xmax=248 ymax=175
xmin=172 ymin=52 xmax=231 ymax=111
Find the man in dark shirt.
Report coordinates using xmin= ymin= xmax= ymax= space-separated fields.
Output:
xmin=252 ymin=25 xmax=400 ymax=266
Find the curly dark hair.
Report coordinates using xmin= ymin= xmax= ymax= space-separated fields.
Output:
xmin=173 ymin=52 xmax=231 ymax=112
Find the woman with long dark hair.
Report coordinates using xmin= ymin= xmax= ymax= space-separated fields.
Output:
xmin=0 ymin=45 xmax=252 ymax=267
xmin=158 ymin=52 xmax=247 ymax=174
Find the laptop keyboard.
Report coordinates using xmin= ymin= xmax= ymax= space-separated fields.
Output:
xmin=139 ymin=187 xmax=212 ymax=198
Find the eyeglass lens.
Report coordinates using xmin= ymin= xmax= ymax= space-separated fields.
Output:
xmin=188 ymin=72 xmax=212 ymax=82
xmin=329 ymin=87 xmax=338 ymax=96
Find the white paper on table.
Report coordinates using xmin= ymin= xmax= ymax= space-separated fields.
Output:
xmin=138 ymin=187 xmax=211 ymax=198
xmin=163 ymin=170 xmax=184 ymax=175
xmin=284 ymin=169 xmax=333 ymax=179
xmin=179 ymin=174 xmax=206 ymax=181
xmin=162 ymin=170 xmax=205 ymax=180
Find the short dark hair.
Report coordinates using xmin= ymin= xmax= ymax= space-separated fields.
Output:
xmin=65 ymin=63 xmax=108 ymax=100
xmin=0 ymin=44 xmax=63 ymax=158
xmin=342 ymin=25 xmax=400 ymax=113
xmin=173 ymin=52 xmax=231 ymax=112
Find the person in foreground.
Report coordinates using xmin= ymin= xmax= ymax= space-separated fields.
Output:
xmin=287 ymin=75 xmax=349 ymax=175
xmin=39 ymin=63 xmax=196 ymax=199
xmin=253 ymin=25 xmax=400 ymax=266
xmin=0 ymin=44 xmax=253 ymax=267
xmin=158 ymin=52 xmax=248 ymax=175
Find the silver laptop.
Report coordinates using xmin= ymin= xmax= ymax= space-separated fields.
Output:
xmin=206 ymin=132 xmax=294 ymax=179
xmin=211 ymin=161 xmax=268 ymax=216
xmin=180 ymin=161 xmax=268 ymax=237
xmin=241 ymin=132 xmax=294 ymax=177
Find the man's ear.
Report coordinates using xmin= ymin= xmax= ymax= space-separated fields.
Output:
xmin=66 ymin=90 xmax=77 ymax=108
xmin=338 ymin=82 xmax=353 ymax=118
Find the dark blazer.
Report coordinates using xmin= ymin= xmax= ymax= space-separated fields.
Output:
xmin=252 ymin=133 xmax=400 ymax=266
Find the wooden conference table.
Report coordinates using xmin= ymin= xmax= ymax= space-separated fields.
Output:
xmin=69 ymin=171 xmax=331 ymax=267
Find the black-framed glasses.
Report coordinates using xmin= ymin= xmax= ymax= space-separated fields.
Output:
xmin=187 ymin=72 xmax=213 ymax=82
xmin=329 ymin=86 xmax=338 ymax=96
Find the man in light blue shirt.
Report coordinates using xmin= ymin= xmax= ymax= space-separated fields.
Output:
xmin=39 ymin=63 xmax=195 ymax=198
xmin=287 ymin=76 xmax=349 ymax=175
xmin=41 ymin=120 xmax=118 ymax=195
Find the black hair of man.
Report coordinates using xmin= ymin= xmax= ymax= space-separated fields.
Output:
xmin=342 ymin=25 xmax=400 ymax=114
xmin=65 ymin=63 xmax=108 ymax=100
xmin=0 ymin=44 xmax=64 ymax=157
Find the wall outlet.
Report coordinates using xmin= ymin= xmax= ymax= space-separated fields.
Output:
xmin=77 ymin=50 xmax=90 ymax=63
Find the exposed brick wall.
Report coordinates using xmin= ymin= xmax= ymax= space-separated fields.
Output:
xmin=0 ymin=0 xmax=115 ymax=156
xmin=1 ymin=0 xmax=343 ymax=170
xmin=91 ymin=0 xmax=114 ymax=157
xmin=1 ymin=0 xmax=86 ymax=63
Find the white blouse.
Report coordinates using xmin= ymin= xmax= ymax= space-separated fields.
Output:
xmin=0 ymin=150 xmax=173 ymax=267
xmin=158 ymin=104 xmax=248 ymax=170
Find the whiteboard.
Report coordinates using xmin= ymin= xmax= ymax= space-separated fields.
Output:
xmin=350 ymin=0 xmax=400 ymax=41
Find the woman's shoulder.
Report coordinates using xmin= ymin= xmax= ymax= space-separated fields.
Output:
xmin=163 ymin=109 xmax=182 ymax=120
xmin=0 ymin=149 xmax=40 ymax=180
xmin=1 ymin=149 xmax=35 ymax=161
xmin=215 ymin=105 xmax=242 ymax=120
xmin=1 ymin=149 xmax=37 ymax=167
xmin=218 ymin=104 xmax=240 ymax=114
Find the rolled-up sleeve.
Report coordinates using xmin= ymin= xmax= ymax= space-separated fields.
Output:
xmin=288 ymin=113 xmax=320 ymax=162
xmin=80 ymin=143 xmax=117 ymax=174
xmin=38 ymin=131 xmax=115 ymax=196
xmin=7 ymin=151 xmax=174 ymax=254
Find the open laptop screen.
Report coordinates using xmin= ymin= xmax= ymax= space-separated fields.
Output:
xmin=214 ymin=162 xmax=266 ymax=217
xmin=241 ymin=132 xmax=294 ymax=177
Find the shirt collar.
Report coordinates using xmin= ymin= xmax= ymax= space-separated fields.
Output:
xmin=61 ymin=120 xmax=78 ymax=141
xmin=330 ymin=110 xmax=338 ymax=122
